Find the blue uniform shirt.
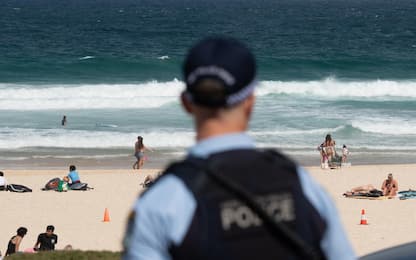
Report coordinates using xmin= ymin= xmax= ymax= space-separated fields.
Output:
xmin=123 ymin=133 xmax=356 ymax=260
xmin=68 ymin=170 xmax=80 ymax=183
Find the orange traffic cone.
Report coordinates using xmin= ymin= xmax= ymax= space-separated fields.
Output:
xmin=360 ymin=209 xmax=368 ymax=225
xmin=103 ymin=208 xmax=110 ymax=222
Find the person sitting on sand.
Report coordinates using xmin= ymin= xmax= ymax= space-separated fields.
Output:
xmin=67 ymin=165 xmax=81 ymax=184
xmin=34 ymin=225 xmax=58 ymax=251
xmin=63 ymin=244 xmax=73 ymax=250
xmin=381 ymin=173 xmax=398 ymax=196
xmin=5 ymin=227 xmax=28 ymax=256
xmin=141 ymin=172 xmax=162 ymax=188
xmin=0 ymin=171 xmax=8 ymax=191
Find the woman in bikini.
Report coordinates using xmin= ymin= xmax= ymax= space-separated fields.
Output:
xmin=132 ymin=136 xmax=153 ymax=170
xmin=381 ymin=173 xmax=398 ymax=196
xmin=323 ymin=134 xmax=336 ymax=161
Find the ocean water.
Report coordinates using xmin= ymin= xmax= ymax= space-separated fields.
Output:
xmin=1 ymin=0 xmax=415 ymax=168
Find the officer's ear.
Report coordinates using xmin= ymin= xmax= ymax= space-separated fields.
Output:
xmin=181 ymin=92 xmax=193 ymax=114
xmin=243 ymin=93 xmax=255 ymax=119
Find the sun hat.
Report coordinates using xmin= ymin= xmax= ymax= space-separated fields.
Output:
xmin=183 ymin=37 xmax=256 ymax=107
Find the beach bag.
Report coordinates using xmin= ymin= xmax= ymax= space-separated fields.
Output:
xmin=43 ymin=178 xmax=60 ymax=191
xmin=7 ymin=184 xmax=32 ymax=193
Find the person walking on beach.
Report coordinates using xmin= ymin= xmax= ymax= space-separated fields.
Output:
xmin=34 ymin=225 xmax=58 ymax=251
xmin=5 ymin=227 xmax=27 ymax=256
xmin=123 ymin=37 xmax=355 ymax=259
xmin=132 ymin=136 xmax=152 ymax=170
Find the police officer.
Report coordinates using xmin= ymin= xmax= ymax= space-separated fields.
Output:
xmin=123 ymin=37 xmax=355 ymax=260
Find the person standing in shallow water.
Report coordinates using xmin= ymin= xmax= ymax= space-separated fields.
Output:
xmin=132 ymin=136 xmax=152 ymax=170
xmin=61 ymin=115 xmax=67 ymax=126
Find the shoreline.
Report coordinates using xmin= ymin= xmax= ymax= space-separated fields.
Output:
xmin=1 ymin=150 xmax=415 ymax=170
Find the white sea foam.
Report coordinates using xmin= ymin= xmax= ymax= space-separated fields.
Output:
xmin=1 ymin=125 xmax=414 ymax=150
xmin=351 ymin=119 xmax=416 ymax=135
xmin=78 ymin=56 xmax=95 ymax=60
xmin=157 ymin=55 xmax=170 ymax=60
xmin=258 ymin=78 xmax=416 ymax=99
xmin=95 ymin=123 xmax=118 ymax=128
xmin=249 ymin=125 xmax=346 ymax=136
xmin=0 ymin=80 xmax=184 ymax=110
xmin=32 ymin=154 xmax=129 ymax=159
xmin=0 ymin=78 xmax=415 ymax=110
xmin=0 ymin=127 xmax=194 ymax=149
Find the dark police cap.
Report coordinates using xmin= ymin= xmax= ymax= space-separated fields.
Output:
xmin=183 ymin=37 xmax=256 ymax=107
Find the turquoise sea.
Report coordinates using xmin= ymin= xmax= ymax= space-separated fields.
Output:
xmin=1 ymin=0 xmax=415 ymax=168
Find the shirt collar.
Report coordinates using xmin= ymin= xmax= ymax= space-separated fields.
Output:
xmin=188 ymin=133 xmax=255 ymax=158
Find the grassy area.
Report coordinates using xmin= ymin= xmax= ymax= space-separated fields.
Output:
xmin=7 ymin=251 xmax=121 ymax=260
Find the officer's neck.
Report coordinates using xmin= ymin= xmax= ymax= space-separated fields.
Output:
xmin=195 ymin=117 xmax=248 ymax=141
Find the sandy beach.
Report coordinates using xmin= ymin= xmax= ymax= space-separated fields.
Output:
xmin=1 ymin=164 xmax=415 ymax=257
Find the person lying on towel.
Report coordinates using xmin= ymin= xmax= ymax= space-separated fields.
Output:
xmin=343 ymin=184 xmax=382 ymax=197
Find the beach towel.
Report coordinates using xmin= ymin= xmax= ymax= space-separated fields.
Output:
xmin=344 ymin=195 xmax=389 ymax=200
xmin=7 ymin=184 xmax=32 ymax=193
xmin=70 ymin=182 xmax=91 ymax=191
xmin=398 ymin=190 xmax=416 ymax=200
xmin=343 ymin=190 xmax=385 ymax=199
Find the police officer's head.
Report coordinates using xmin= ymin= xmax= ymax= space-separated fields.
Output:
xmin=181 ymin=37 xmax=257 ymax=134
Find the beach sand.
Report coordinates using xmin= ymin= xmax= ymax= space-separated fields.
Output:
xmin=1 ymin=165 xmax=415 ymax=257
